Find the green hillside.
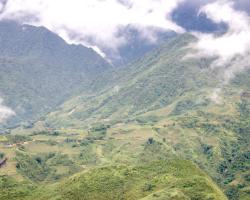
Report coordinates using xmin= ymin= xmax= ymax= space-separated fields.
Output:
xmin=0 ymin=160 xmax=227 ymax=200
xmin=38 ymin=34 xmax=249 ymax=199
xmin=45 ymin=34 xmax=218 ymax=128
xmin=0 ymin=31 xmax=249 ymax=200
xmin=0 ymin=21 xmax=112 ymax=128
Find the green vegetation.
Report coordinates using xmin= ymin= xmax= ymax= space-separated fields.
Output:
xmin=15 ymin=151 xmax=50 ymax=182
xmin=46 ymin=34 xmax=218 ymax=128
xmin=0 ymin=175 xmax=35 ymax=200
xmin=51 ymin=160 xmax=227 ymax=200
xmin=0 ymin=160 xmax=227 ymax=200
xmin=0 ymin=30 xmax=249 ymax=200
xmin=0 ymin=21 xmax=112 ymax=128
xmin=14 ymin=150 xmax=82 ymax=182
xmin=7 ymin=135 xmax=31 ymax=144
xmin=0 ymin=152 xmax=5 ymax=159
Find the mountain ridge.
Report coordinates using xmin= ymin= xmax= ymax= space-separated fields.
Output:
xmin=0 ymin=20 xmax=113 ymax=128
xmin=0 ymin=21 xmax=249 ymax=200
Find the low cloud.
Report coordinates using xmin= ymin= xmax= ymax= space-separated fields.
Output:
xmin=0 ymin=0 xmax=185 ymax=50
xmin=0 ymin=98 xmax=15 ymax=123
xmin=0 ymin=0 xmax=7 ymax=14
xmin=1 ymin=0 xmax=250 ymax=84
xmin=192 ymin=0 xmax=250 ymax=84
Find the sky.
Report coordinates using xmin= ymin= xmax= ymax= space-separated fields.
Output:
xmin=0 ymin=0 xmax=250 ymax=118
xmin=0 ymin=0 xmax=249 ymax=59
xmin=0 ymin=0 xmax=249 ymax=82
xmin=0 ymin=0 xmax=185 ymax=52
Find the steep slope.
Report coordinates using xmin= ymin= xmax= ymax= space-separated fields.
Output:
xmin=46 ymin=34 xmax=217 ymax=128
xmin=39 ymin=34 xmax=250 ymax=199
xmin=1 ymin=31 xmax=249 ymax=200
xmin=0 ymin=21 xmax=112 ymax=127
xmin=0 ymin=160 xmax=228 ymax=200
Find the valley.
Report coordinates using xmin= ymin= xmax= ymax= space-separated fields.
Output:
xmin=0 ymin=82 xmax=249 ymax=199
xmin=0 ymin=18 xmax=249 ymax=200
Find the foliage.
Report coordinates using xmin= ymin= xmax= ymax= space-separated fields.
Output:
xmin=7 ymin=135 xmax=31 ymax=144
xmin=0 ymin=175 xmax=35 ymax=200
xmin=0 ymin=152 xmax=5 ymax=159
xmin=15 ymin=151 xmax=50 ymax=182
xmin=45 ymin=34 xmax=216 ymax=128
xmin=0 ymin=21 xmax=112 ymax=127
xmin=33 ymin=160 xmax=227 ymax=200
xmin=1 ymin=30 xmax=250 ymax=200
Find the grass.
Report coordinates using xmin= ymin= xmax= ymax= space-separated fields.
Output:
xmin=0 ymin=34 xmax=249 ymax=200
xmin=0 ymin=160 xmax=227 ymax=200
xmin=39 ymin=160 xmax=228 ymax=200
xmin=0 ymin=136 xmax=7 ymax=142
xmin=0 ymin=92 xmax=248 ymax=198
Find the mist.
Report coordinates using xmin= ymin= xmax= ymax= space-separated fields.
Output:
xmin=0 ymin=98 xmax=15 ymax=123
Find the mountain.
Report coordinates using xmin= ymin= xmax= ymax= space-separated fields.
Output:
xmin=38 ymin=34 xmax=249 ymax=199
xmin=0 ymin=24 xmax=249 ymax=200
xmin=0 ymin=22 xmax=177 ymax=128
xmin=0 ymin=21 xmax=112 ymax=127
xmin=45 ymin=34 xmax=217 ymax=127
xmin=100 ymin=25 xmax=177 ymax=66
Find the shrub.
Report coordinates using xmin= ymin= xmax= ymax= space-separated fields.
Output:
xmin=147 ymin=137 xmax=154 ymax=145
xmin=244 ymin=174 xmax=250 ymax=182
xmin=201 ymin=143 xmax=213 ymax=157
xmin=226 ymin=186 xmax=239 ymax=200
xmin=0 ymin=152 xmax=4 ymax=159
xmin=142 ymin=183 xmax=154 ymax=192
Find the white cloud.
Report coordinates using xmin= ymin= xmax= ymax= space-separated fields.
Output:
xmin=1 ymin=0 xmax=249 ymax=83
xmin=0 ymin=0 xmax=185 ymax=49
xmin=192 ymin=0 xmax=250 ymax=83
xmin=0 ymin=98 xmax=15 ymax=123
